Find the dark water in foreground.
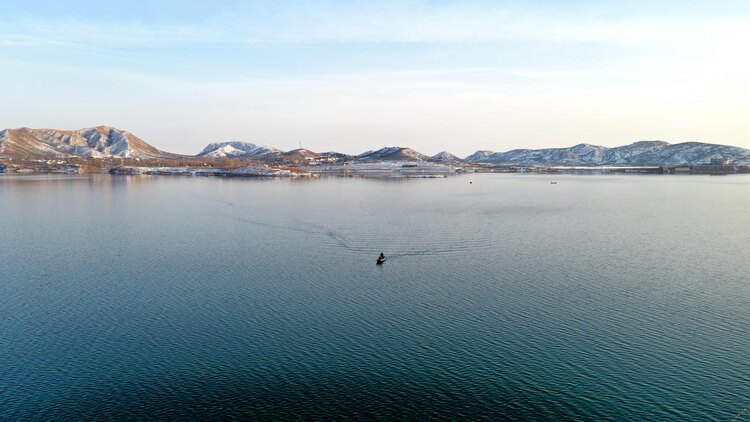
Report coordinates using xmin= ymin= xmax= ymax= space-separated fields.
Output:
xmin=0 ymin=174 xmax=748 ymax=420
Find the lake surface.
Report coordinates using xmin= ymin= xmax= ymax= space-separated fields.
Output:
xmin=1 ymin=174 xmax=748 ymax=420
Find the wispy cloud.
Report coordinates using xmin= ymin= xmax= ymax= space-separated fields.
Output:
xmin=1 ymin=1 xmax=747 ymax=153
xmin=1 ymin=3 xmax=746 ymax=49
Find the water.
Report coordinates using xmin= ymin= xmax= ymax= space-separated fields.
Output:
xmin=1 ymin=174 xmax=748 ymax=420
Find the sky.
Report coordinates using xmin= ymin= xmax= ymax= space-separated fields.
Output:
xmin=1 ymin=0 xmax=748 ymax=156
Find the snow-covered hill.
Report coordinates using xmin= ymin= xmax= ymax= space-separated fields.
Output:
xmin=358 ymin=147 xmax=429 ymax=162
xmin=465 ymin=141 xmax=750 ymax=166
xmin=464 ymin=150 xmax=495 ymax=162
xmin=0 ymin=126 xmax=176 ymax=159
xmin=429 ymin=151 xmax=465 ymax=164
xmin=198 ymin=141 xmax=280 ymax=158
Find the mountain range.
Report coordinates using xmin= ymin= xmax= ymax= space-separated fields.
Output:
xmin=465 ymin=141 xmax=750 ymax=166
xmin=2 ymin=127 xmax=748 ymax=166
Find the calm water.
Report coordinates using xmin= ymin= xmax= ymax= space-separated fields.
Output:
xmin=1 ymin=174 xmax=748 ymax=420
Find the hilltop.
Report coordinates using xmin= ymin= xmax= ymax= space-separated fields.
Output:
xmin=198 ymin=142 xmax=280 ymax=159
xmin=358 ymin=147 xmax=429 ymax=162
xmin=430 ymin=151 xmax=466 ymax=164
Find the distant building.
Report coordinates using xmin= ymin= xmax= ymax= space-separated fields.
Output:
xmin=710 ymin=158 xmax=732 ymax=166
xmin=694 ymin=157 xmax=735 ymax=174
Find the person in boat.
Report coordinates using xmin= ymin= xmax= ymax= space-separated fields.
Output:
xmin=379 ymin=252 xmax=385 ymax=260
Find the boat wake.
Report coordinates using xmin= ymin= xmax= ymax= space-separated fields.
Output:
xmin=195 ymin=190 xmax=499 ymax=260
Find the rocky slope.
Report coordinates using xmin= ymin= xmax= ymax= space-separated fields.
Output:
xmin=0 ymin=126 xmax=178 ymax=159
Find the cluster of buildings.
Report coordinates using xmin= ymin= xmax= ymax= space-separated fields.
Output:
xmin=664 ymin=158 xmax=744 ymax=175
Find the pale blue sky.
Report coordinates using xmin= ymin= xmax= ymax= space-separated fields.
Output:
xmin=1 ymin=0 xmax=747 ymax=155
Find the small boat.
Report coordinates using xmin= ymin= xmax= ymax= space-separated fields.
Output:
xmin=376 ymin=256 xmax=387 ymax=264
xmin=550 ymin=181 xmax=558 ymax=184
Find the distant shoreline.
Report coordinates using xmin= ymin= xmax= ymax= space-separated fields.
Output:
xmin=2 ymin=162 xmax=748 ymax=178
